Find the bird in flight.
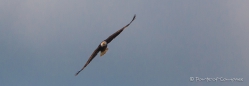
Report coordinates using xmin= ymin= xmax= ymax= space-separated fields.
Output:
xmin=75 ymin=15 xmax=136 ymax=76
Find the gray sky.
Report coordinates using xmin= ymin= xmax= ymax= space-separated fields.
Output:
xmin=1 ymin=0 xmax=248 ymax=86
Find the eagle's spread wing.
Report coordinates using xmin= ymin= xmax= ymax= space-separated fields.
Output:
xmin=75 ymin=46 xmax=101 ymax=76
xmin=105 ymin=15 xmax=136 ymax=43
xmin=75 ymin=15 xmax=136 ymax=76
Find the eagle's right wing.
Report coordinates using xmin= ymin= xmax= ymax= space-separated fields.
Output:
xmin=75 ymin=46 xmax=101 ymax=76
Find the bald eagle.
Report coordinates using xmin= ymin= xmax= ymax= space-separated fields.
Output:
xmin=75 ymin=15 xmax=136 ymax=76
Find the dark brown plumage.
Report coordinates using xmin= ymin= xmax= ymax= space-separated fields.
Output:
xmin=75 ymin=15 xmax=136 ymax=76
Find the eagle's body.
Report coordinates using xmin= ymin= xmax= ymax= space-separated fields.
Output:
xmin=99 ymin=41 xmax=108 ymax=56
xmin=75 ymin=15 xmax=136 ymax=76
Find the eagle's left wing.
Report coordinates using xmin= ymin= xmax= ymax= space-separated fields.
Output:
xmin=105 ymin=15 xmax=136 ymax=43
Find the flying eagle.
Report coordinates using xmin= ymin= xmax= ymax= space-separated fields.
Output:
xmin=75 ymin=15 xmax=136 ymax=76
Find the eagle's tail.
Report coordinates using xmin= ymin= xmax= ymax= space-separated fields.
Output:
xmin=100 ymin=47 xmax=108 ymax=56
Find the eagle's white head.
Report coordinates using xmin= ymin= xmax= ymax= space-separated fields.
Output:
xmin=100 ymin=41 xmax=107 ymax=47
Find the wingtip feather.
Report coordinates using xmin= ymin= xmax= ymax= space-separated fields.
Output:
xmin=133 ymin=14 xmax=136 ymax=21
xmin=75 ymin=71 xmax=80 ymax=76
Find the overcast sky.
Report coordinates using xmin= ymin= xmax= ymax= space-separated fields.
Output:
xmin=1 ymin=0 xmax=248 ymax=86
